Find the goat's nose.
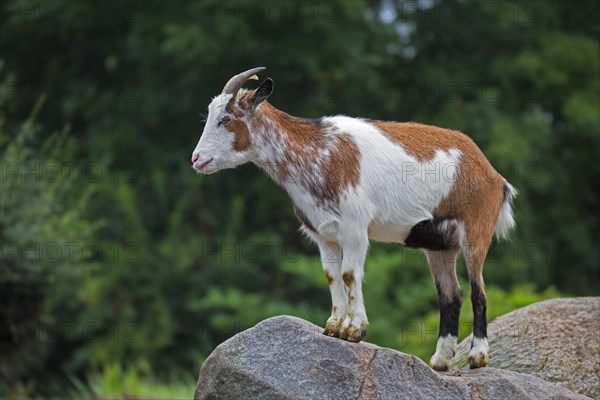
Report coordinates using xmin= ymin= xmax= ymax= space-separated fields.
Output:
xmin=191 ymin=153 xmax=200 ymax=164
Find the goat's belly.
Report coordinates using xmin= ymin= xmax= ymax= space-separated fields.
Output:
xmin=367 ymin=222 xmax=412 ymax=244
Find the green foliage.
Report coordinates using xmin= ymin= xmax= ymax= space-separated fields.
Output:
xmin=68 ymin=363 xmax=195 ymax=400
xmin=1 ymin=0 xmax=598 ymax=397
xmin=1 ymin=97 xmax=100 ymax=394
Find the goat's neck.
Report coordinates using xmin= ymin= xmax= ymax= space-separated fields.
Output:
xmin=250 ymin=102 xmax=326 ymax=186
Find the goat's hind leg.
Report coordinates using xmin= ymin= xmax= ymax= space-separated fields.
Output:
xmin=427 ymin=249 xmax=462 ymax=371
xmin=463 ymin=241 xmax=491 ymax=369
xmin=461 ymin=217 xmax=497 ymax=369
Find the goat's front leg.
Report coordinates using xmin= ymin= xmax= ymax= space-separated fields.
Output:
xmin=316 ymin=240 xmax=347 ymax=337
xmin=338 ymin=231 xmax=369 ymax=342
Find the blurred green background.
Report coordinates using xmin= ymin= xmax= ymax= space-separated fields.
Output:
xmin=1 ymin=0 xmax=598 ymax=398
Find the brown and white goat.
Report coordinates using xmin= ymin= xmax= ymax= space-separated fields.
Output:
xmin=191 ymin=67 xmax=517 ymax=371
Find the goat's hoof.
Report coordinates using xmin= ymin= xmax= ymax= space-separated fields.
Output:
xmin=429 ymin=353 xmax=452 ymax=372
xmin=338 ymin=324 xmax=366 ymax=342
xmin=323 ymin=323 xmax=340 ymax=337
xmin=429 ymin=337 xmax=457 ymax=372
xmin=430 ymin=364 xmax=449 ymax=372
xmin=323 ymin=318 xmax=343 ymax=337
xmin=468 ymin=351 xmax=489 ymax=369
xmin=429 ymin=359 xmax=450 ymax=372
xmin=468 ymin=338 xmax=489 ymax=369
xmin=347 ymin=326 xmax=366 ymax=342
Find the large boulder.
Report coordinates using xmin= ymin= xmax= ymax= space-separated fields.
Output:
xmin=195 ymin=315 xmax=589 ymax=400
xmin=452 ymin=297 xmax=600 ymax=399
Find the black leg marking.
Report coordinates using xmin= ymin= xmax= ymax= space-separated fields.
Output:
xmin=436 ymin=283 xmax=462 ymax=338
xmin=470 ymin=279 xmax=487 ymax=341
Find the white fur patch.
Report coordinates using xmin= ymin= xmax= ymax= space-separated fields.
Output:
xmin=468 ymin=336 xmax=490 ymax=368
xmin=193 ymin=93 xmax=253 ymax=173
xmin=470 ymin=336 xmax=489 ymax=355
xmin=430 ymin=334 xmax=457 ymax=370
xmin=494 ymin=182 xmax=517 ymax=240
xmin=324 ymin=116 xmax=462 ymax=244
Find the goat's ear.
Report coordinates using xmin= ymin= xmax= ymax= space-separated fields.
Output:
xmin=249 ymin=78 xmax=274 ymax=108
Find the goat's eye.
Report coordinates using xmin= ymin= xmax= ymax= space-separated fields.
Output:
xmin=217 ymin=116 xmax=231 ymax=127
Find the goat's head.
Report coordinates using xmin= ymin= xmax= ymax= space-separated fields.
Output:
xmin=192 ymin=67 xmax=273 ymax=174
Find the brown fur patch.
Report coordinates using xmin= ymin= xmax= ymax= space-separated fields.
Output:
xmin=373 ymin=120 xmax=506 ymax=260
xmin=223 ymin=94 xmax=251 ymax=151
xmin=322 ymin=135 xmax=360 ymax=204
xmin=253 ymin=102 xmax=360 ymax=207
xmin=226 ymin=119 xmax=251 ymax=151
xmin=373 ymin=121 xmax=476 ymax=161
xmin=432 ymin=134 xmax=504 ymax=261
xmin=342 ymin=271 xmax=355 ymax=287
xmin=326 ymin=272 xmax=334 ymax=286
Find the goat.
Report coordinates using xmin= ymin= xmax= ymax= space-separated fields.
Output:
xmin=191 ymin=67 xmax=517 ymax=371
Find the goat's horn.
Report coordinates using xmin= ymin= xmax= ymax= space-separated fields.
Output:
xmin=221 ymin=67 xmax=266 ymax=95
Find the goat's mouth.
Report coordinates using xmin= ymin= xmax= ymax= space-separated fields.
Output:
xmin=194 ymin=157 xmax=214 ymax=173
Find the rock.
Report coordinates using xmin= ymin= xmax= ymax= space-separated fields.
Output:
xmin=195 ymin=315 xmax=589 ymax=400
xmin=452 ymin=297 xmax=600 ymax=399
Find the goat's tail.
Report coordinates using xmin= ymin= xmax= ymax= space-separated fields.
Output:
xmin=494 ymin=182 xmax=517 ymax=240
